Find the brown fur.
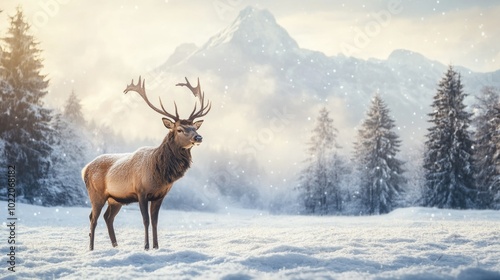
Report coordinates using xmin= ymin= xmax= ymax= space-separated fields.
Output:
xmin=154 ymin=131 xmax=192 ymax=185
xmin=83 ymin=122 xmax=200 ymax=251
xmin=84 ymin=76 xmax=209 ymax=251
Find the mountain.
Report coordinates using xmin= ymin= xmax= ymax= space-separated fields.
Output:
xmin=159 ymin=6 xmax=499 ymax=105
xmin=201 ymin=7 xmax=299 ymax=55
xmin=163 ymin=43 xmax=198 ymax=67
xmin=151 ymin=6 xmax=500 ymax=182
xmin=161 ymin=7 xmax=300 ymax=69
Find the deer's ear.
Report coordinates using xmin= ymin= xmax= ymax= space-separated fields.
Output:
xmin=193 ymin=120 xmax=204 ymax=130
xmin=162 ymin=118 xmax=175 ymax=129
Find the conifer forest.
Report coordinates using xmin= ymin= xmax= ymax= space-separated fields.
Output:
xmin=1 ymin=6 xmax=499 ymax=214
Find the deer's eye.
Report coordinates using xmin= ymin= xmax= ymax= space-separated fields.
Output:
xmin=177 ymin=129 xmax=184 ymax=134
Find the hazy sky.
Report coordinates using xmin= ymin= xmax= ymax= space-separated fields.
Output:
xmin=1 ymin=0 xmax=499 ymax=130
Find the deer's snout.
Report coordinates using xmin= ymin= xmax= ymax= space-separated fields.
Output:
xmin=194 ymin=135 xmax=203 ymax=143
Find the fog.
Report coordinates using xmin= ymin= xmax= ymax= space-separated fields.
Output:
xmin=1 ymin=1 xmax=499 ymax=209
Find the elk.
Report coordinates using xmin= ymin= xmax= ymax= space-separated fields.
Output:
xmin=82 ymin=76 xmax=211 ymax=250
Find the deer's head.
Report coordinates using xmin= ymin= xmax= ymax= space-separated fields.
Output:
xmin=124 ymin=76 xmax=211 ymax=149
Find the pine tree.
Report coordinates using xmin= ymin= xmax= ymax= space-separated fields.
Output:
xmin=39 ymin=112 xmax=89 ymax=206
xmin=353 ymin=94 xmax=405 ymax=215
xmin=328 ymin=152 xmax=351 ymax=213
xmin=492 ymin=103 xmax=500 ymax=209
xmin=472 ymin=87 xmax=500 ymax=208
xmin=298 ymin=107 xmax=345 ymax=214
xmin=0 ymin=66 xmax=12 ymax=149
xmin=63 ymin=90 xmax=86 ymax=126
xmin=35 ymin=90 xmax=91 ymax=206
xmin=0 ymin=73 xmax=13 ymax=199
xmin=423 ymin=66 xmax=476 ymax=209
xmin=0 ymin=13 xmax=8 ymax=193
xmin=0 ymin=8 xmax=53 ymax=203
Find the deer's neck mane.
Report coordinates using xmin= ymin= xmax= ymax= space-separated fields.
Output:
xmin=153 ymin=133 xmax=192 ymax=185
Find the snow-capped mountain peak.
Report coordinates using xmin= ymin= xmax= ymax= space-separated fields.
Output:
xmin=156 ymin=6 xmax=499 ymax=156
xmin=201 ymin=6 xmax=299 ymax=53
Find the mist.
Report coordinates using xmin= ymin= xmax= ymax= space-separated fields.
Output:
xmin=1 ymin=1 xmax=499 ymax=210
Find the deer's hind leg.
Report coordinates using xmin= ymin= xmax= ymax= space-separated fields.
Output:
xmin=104 ymin=199 xmax=122 ymax=247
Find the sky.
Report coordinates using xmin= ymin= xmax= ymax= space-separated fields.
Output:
xmin=1 ymin=0 xmax=499 ymax=132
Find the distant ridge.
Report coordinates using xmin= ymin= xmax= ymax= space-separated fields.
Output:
xmin=154 ymin=6 xmax=500 ymax=150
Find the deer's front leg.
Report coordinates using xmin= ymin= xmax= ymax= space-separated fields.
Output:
xmin=138 ymin=196 xmax=150 ymax=250
xmin=150 ymin=197 xmax=164 ymax=249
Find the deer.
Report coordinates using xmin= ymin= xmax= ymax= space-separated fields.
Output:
xmin=82 ymin=76 xmax=211 ymax=251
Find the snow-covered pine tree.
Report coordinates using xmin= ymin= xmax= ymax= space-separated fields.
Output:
xmin=298 ymin=107 xmax=345 ymax=214
xmin=63 ymin=90 xmax=86 ymax=126
xmin=328 ymin=152 xmax=351 ymax=213
xmin=423 ymin=66 xmax=476 ymax=209
xmin=472 ymin=87 xmax=500 ymax=208
xmin=492 ymin=102 xmax=500 ymax=209
xmin=0 ymin=8 xmax=53 ymax=203
xmin=0 ymin=76 xmax=12 ymax=197
xmin=39 ymin=112 xmax=89 ymax=206
xmin=36 ymin=90 xmax=93 ymax=206
xmin=353 ymin=94 xmax=405 ymax=215
xmin=0 ymin=60 xmax=13 ymax=153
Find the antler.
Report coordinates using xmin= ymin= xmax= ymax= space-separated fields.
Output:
xmin=124 ymin=76 xmax=179 ymax=121
xmin=176 ymin=77 xmax=212 ymax=121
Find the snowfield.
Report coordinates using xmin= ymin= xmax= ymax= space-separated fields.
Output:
xmin=1 ymin=202 xmax=499 ymax=279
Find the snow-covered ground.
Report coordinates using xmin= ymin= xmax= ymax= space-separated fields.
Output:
xmin=1 ymin=202 xmax=499 ymax=279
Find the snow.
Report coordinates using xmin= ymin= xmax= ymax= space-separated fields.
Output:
xmin=1 ymin=202 xmax=499 ymax=279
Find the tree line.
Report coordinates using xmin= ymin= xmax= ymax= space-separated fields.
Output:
xmin=0 ymin=8 xmax=139 ymax=206
xmin=0 ymin=7 xmax=257 ymax=210
xmin=298 ymin=66 xmax=500 ymax=215
xmin=1 ymin=8 xmax=499 ymax=213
